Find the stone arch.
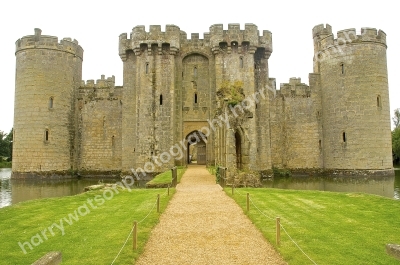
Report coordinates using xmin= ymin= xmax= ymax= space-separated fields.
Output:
xmin=234 ymin=127 xmax=246 ymax=170
xmin=181 ymin=51 xmax=210 ymax=61
xmin=185 ymin=130 xmax=207 ymax=165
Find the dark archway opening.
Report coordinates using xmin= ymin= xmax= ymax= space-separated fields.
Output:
xmin=186 ymin=131 xmax=207 ymax=165
xmin=235 ymin=131 xmax=242 ymax=170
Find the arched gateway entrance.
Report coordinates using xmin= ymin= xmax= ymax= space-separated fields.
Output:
xmin=186 ymin=131 xmax=207 ymax=165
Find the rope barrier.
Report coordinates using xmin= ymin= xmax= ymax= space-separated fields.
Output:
xmin=280 ymin=224 xmax=318 ymax=265
xmin=248 ymin=196 xmax=274 ymax=221
xmin=160 ymin=186 xmax=170 ymax=198
xmin=233 ymin=188 xmax=318 ymax=265
xmin=110 ymin=226 xmax=134 ymax=265
xmin=234 ymin=188 xmax=245 ymax=197
xmin=138 ymin=198 xmax=158 ymax=224
xmin=110 ymin=197 xmax=158 ymax=264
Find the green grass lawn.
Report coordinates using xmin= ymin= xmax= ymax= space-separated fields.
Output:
xmin=146 ymin=166 xmax=186 ymax=186
xmin=0 ymin=186 xmax=175 ymax=264
xmin=226 ymin=187 xmax=400 ymax=265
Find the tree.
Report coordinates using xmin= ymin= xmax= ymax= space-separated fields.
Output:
xmin=393 ymin=108 xmax=400 ymax=129
xmin=0 ymin=129 xmax=12 ymax=160
xmin=5 ymin=128 xmax=13 ymax=161
xmin=393 ymin=109 xmax=400 ymax=165
xmin=0 ymin=131 xmax=7 ymax=156
xmin=393 ymin=128 xmax=400 ymax=165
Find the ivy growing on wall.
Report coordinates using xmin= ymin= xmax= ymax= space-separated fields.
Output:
xmin=216 ymin=80 xmax=245 ymax=107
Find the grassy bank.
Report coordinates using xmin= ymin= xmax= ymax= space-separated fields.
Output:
xmin=226 ymin=187 xmax=400 ymax=264
xmin=0 ymin=186 xmax=174 ymax=264
xmin=146 ymin=166 xmax=186 ymax=187
xmin=0 ymin=161 xmax=11 ymax=168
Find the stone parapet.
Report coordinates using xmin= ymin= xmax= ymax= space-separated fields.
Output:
xmin=15 ymin=28 xmax=83 ymax=59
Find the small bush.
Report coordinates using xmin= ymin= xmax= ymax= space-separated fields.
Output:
xmin=0 ymin=161 xmax=12 ymax=168
xmin=229 ymin=170 xmax=262 ymax=187
xmin=272 ymin=167 xmax=292 ymax=177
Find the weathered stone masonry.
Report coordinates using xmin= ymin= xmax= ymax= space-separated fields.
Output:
xmin=12 ymin=23 xmax=394 ymax=178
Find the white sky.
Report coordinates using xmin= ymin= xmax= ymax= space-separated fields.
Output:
xmin=0 ymin=0 xmax=398 ymax=133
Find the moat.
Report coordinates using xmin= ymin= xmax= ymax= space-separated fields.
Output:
xmin=0 ymin=168 xmax=399 ymax=208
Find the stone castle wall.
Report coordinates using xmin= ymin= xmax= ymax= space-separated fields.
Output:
xmin=12 ymin=24 xmax=394 ymax=178
xmin=270 ymin=77 xmax=322 ymax=169
xmin=13 ymin=29 xmax=83 ymax=178
xmin=77 ymin=76 xmax=122 ymax=175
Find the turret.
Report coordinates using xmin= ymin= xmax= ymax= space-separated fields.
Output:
xmin=314 ymin=24 xmax=392 ymax=174
xmin=13 ymin=29 xmax=83 ymax=178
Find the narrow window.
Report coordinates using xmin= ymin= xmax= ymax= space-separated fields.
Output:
xmin=45 ymin=129 xmax=49 ymax=142
xmin=342 ymin=132 xmax=346 ymax=143
xmin=232 ymin=42 xmax=238 ymax=53
xmin=377 ymin=95 xmax=381 ymax=108
xmin=112 ymin=136 xmax=115 ymax=147
xmin=194 ymin=93 xmax=198 ymax=104
xmin=145 ymin=63 xmax=149 ymax=74
xmin=49 ymin=97 xmax=54 ymax=109
xmin=160 ymin=94 xmax=163 ymax=105
xmin=340 ymin=63 xmax=344 ymax=75
xmin=240 ymin=57 xmax=243 ymax=68
xmin=194 ymin=67 xmax=197 ymax=77
xmin=319 ymin=140 xmax=322 ymax=149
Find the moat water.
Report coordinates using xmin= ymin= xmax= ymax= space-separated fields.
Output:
xmin=0 ymin=168 xmax=399 ymax=208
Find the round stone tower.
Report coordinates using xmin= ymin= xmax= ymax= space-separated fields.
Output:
xmin=313 ymin=24 xmax=393 ymax=174
xmin=13 ymin=28 xmax=83 ymax=178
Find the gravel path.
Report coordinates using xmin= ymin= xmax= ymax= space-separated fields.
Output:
xmin=135 ymin=165 xmax=287 ymax=265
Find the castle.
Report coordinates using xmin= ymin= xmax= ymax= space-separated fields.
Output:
xmin=12 ymin=23 xmax=394 ymax=179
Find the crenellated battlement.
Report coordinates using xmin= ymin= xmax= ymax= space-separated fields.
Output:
xmin=119 ymin=24 xmax=181 ymax=59
xmin=209 ymin=23 xmax=272 ymax=54
xmin=15 ymin=28 xmax=83 ymax=59
xmin=80 ymin=75 xmax=115 ymax=89
xmin=312 ymin=24 xmax=333 ymax=38
xmin=276 ymin=78 xmax=311 ymax=98
xmin=313 ymin=24 xmax=386 ymax=51
xmin=119 ymin=23 xmax=273 ymax=59
xmin=179 ymin=32 xmax=211 ymax=47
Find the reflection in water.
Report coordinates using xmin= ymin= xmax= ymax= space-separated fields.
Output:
xmin=1 ymin=168 xmax=400 ymax=208
xmin=0 ymin=168 xmax=12 ymax=207
xmin=263 ymin=173 xmax=399 ymax=199
xmin=0 ymin=168 xmax=146 ymax=208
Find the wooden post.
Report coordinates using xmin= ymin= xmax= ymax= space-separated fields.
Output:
xmin=168 ymin=185 xmax=170 ymax=196
xmin=276 ymin=217 xmax=281 ymax=246
xmin=232 ymin=185 xmax=234 ymax=195
xmin=157 ymin=194 xmax=160 ymax=213
xmin=133 ymin=221 xmax=137 ymax=250
xmin=246 ymin=193 xmax=250 ymax=212
xmin=171 ymin=167 xmax=177 ymax=187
